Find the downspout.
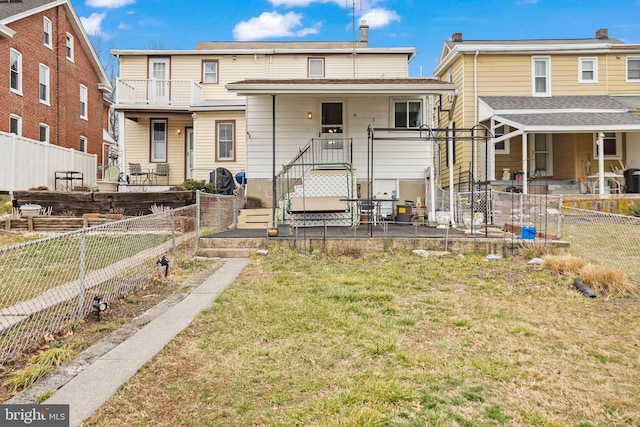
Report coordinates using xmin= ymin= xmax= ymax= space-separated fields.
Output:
xmin=271 ymin=95 xmax=277 ymax=227
xmin=597 ymin=132 xmax=605 ymax=194
xmin=522 ymin=132 xmax=528 ymax=194
xmin=474 ymin=50 xmax=479 ymax=182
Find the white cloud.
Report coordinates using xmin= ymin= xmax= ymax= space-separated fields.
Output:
xmin=359 ymin=8 xmax=400 ymax=28
xmin=269 ymin=0 xmax=341 ymax=7
xmin=86 ymin=0 xmax=135 ymax=8
xmin=233 ymin=11 xmax=319 ymax=40
xmin=80 ymin=12 xmax=107 ymax=36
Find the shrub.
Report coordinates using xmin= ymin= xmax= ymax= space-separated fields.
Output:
xmin=542 ymin=254 xmax=588 ymax=275
xmin=579 ymin=264 xmax=637 ymax=297
xmin=626 ymin=201 xmax=640 ymax=217
xmin=181 ymin=180 xmax=218 ymax=194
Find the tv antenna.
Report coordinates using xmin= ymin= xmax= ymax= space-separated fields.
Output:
xmin=346 ymin=0 xmax=363 ymax=77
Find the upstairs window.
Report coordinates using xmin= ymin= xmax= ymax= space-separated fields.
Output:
xmin=44 ymin=17 xmax=52 ymax=48
xmin=9 ymin=114 xmax=21 ymax=136
xmin=532 ymin=56 xmax=551 ymax=96
xmin=39 ymin=64 xmax=50 ymax=104
xmin=627 ymin=56 xmax=640 ymax=82
xmin=308 ymin=57 xmax=325 ymax=78
xmin=394 ymin=101 xmax=422 ymax=128
xmin=66 ymin=33 xmax=74 ymax=61
xmin=10 ymin=49 xmax=22 ymax=94
xmin=579 ymin=57 xmax=597 ymax=83
xmin=202 ymin=60 xmax=218 ymax=83
xmin=39 ymin=124 xmax=50 ymax=143
xmin=80 ymin=85 xmax=88 ymax=120
xmin=216 ymin=121 xmax=235 ymax=161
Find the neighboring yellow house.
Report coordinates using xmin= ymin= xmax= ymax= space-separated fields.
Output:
xmin=112 ymin=25 xmax=457 ymax=219
xmin=433 ymin=29 xmax=640 ymax=195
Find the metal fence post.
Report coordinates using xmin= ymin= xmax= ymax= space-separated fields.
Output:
xmin=557 ymin=195 xmax=563 ymax=240
xmin=78 ymin=231 xmax=86 ymax=317
xmin=171 ymin=210 xmax=177 ymax=265
xmin=196 ymin=190 xmax=201 ymax=250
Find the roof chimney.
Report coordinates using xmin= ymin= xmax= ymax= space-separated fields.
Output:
xmin=359 ymin=21 xmax=369 ymax=45
xmin=596 ymin=28 xmax=608 ymax=39
xmin=452 ymin=32 xmax=463 ymax=42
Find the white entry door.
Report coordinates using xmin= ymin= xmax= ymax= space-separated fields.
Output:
xmin=185 ymin=127 xmax=194 ymax=180
xmin=530 ymin=133 xmax=553 ymax=176
xmin=320 ymin=101 xmax=345 ymax=163
xmin=149 ymin=58 xmax=170 ymax=104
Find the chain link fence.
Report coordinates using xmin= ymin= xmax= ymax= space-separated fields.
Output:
xmin=561 ymin=206 xmax=640 ymax=282
xmin=0 ymin=191 xmax=239 ymax=363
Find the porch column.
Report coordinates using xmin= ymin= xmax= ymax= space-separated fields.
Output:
xmin=271 ymin=95 xmax=277 ymax=226
xmin=597 ymin=132 xmax=605 ymax=195
xmin=522 ymin=132 xmax=528 ymax=195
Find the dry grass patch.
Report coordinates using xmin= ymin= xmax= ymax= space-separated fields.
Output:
xmin=542 ymin=254 xmax=589 ymax=275
xmin=86 ymin=248 xmax=640 ymax=426
xmin=579 ymin=264 xmax=637 ymax=297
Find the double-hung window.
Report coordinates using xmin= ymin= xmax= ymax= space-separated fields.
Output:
xmin=202 ymin=60 xmax=218 ymax=83
xmin=151 ymin=119 xmax=167 ymax=162
xmin=44 ymin=17 xmax=52 ymax=48
xmin=9 ymin=114 xmax=21 ymax=136
xmin=308 ymin=57 xmax=325 ymax=78
xmin=39 ymin=124 xmax=50 ymax=143
xmin=10 ymin=49 xmax=22 ymax=94
xmin=594 ymin=132 xmax=621 ymax=159
xmin=39 ymin=64 xmax=50 ymax=104
xmin=532 ymin=56 xmax=551 ymax=96
xmin=579 ymin=57 xmax=597 ymax=83
xmin=494 ymin=124 xmax=510 ymax=154
xmin=394 ymin=100 xmax=422 ymax=128
xmin=66 ymin=33 xmax=74 ymax=61
xmin=216 ymin=121 xmax=235 ymax=161
xmin=79 ymin=136 xmax=87 ymax=153
xmin=627 ymin=56 xmax=640 ymax=82
xmin=80 ymin=85 xmax=88 ymax=120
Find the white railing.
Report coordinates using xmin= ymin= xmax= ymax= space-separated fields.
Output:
xmin=0 ymin=132 xmax=97 ymax=193
xmin=116 ymin=79 xmax=203 ymax=106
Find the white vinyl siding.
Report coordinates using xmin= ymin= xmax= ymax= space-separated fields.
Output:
xmin=10 ymin=49 xmax=22 ymax=94
xmin=579 ymin=57 xmax=597 ymax=83
xmin=43 ymin=17 xmax=52 ymax=48
xmin=39 ymin=64 xmax=50 ymax=104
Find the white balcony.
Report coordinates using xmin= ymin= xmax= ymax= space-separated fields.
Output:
xmin=116 ymin=79 xmax=203 ymax=107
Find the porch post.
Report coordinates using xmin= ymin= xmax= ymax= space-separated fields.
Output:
xmin=272 ymin=95 xmax=277 ymax=226
xmin=447 ymin=122 xmax=456 ymax=226
xmin=522 ymin=132 xmax=528 ymax=195
xmin=597 ymin=132 xmax=605 ymax=195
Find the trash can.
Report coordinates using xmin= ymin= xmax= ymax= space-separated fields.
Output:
xmin=521 ymin=226 xmax=536 ymax=240
xmin=624 ymin=168 xmax=640 ymax=193
xmin=396 ymin=204 xmax=411 ymax=224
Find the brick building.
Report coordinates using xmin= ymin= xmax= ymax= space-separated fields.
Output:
xmin=0 ymin=0 xmax=112 ymax=167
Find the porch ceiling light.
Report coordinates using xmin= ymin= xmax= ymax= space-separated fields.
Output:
xmin=307 ymin=112 xmax=312 ymax=119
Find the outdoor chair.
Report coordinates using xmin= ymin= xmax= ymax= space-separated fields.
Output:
xmin=104 ymin=166 xmax=120 ymax=182
xmin=128 ymin=162 xmax=145 ymax=184
xmin=152 ymin=163 xmax=170 ymax=185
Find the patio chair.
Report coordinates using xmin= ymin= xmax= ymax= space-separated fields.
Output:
xmin=128 ymin=162 xmax=145 ymax=184
xmin=104 ymin=166 xmax=120 ymax=182
xmin=152 ymin=163 xmax=170 ymax=185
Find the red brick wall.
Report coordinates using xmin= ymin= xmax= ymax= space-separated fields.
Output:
xmin=0 ymin=4 xmax=106 ymax=166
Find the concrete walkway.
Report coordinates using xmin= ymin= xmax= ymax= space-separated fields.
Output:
xmin=42 ymin=257 xmax=250 ymax=427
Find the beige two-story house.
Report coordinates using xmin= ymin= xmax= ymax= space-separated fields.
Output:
xmin=433 ymin=29 xmax=640 ymax=195
xmin=113 ymin=25 xmax=457 ymax=225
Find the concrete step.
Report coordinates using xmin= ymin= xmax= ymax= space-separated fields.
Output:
xmin=199 ymin=237 xmax=266 ymax=249
xmin=195 ymin=248 xmax=258 ymax=258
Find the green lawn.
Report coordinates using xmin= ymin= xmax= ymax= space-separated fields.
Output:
xmin=87 ymin=247 xmax=640 ymax=426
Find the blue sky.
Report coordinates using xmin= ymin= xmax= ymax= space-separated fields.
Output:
xmin=73 ymin=0 xmax=640 ymax=77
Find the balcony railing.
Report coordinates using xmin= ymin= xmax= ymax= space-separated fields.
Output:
xmin=116 ymin=79 xmax=203 ymax=107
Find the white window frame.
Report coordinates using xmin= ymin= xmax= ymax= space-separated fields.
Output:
xmin=627 ymin=56 xmax=640 ymax=82
xmin=202 ymin=60 xmax=218 ymax=84
xmin=39 ymin=123 xmax=50 ymax=143
xmin=493 ymin=124 xmax=510 ymax=154
xmin=578 ymin=57 xmax=598 ymax=83
xmin=79 ymin=85 xmax=88 ymax=120
xmin=151 ymin=119 xmax=168 ymax=162
xmin=393 ymin=99 xmax=422 ymax=128
xmin=308 ymin=57 xmax=325 ymax=78
xmin=10 ymin=49 xmax=22 ymax=95
xmin=216 ymin=121 xmax=235 ymax=161
xmin=79 ymin=136 xmax=87 ymax=153
xmin=532 ymin=56 xmax=551 ymax=97
xmin=39 ymin=64 xmax=50 ymax=105
xmin=66 ymin=33 xmax=74 ymax=62
xmin=43 ymin=17 xmax=52 ymax=49
xmin=9 ymin=114 xmax=22 ymax=136
xmin=593 ymin=132 xmax=622 ymax=160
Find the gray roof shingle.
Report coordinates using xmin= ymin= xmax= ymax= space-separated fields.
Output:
xmin=0 ymin=0 xmax=58 ymax=21
xmin=481 ymin=96 xmax=630 ymax=110
xmin=499 ymin=112 xmax=640 ymax=127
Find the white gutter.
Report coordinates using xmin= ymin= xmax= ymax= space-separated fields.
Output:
xmin=225 ymin=83 xmax=458 ymax=95
xmin=109 ymin=47 xmax=417 ymax=56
